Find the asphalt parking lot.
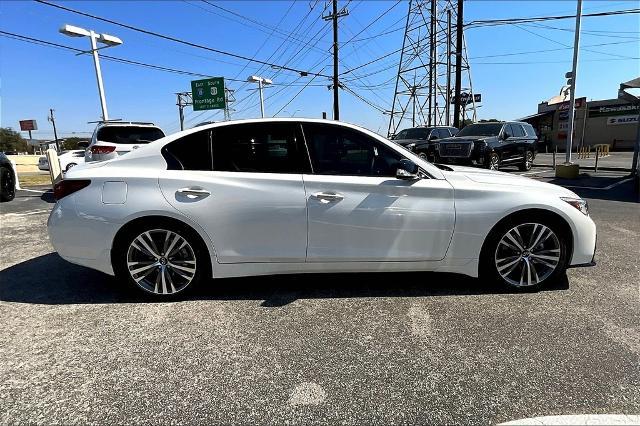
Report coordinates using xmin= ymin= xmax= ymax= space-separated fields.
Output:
xmin=1 ymin=170 xmax=638 ymax=424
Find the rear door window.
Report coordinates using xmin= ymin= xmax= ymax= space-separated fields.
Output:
xmin=96 ymin=126 xmax=165 ymax=144
xmin=212 ymin=122 xmax=307 ymax=174
xmin=162 ymin=130 xmax=212 ymax=171
xmin=511 ymin=124 xmax=525 ymax=137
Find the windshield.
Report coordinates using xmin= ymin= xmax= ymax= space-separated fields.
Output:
xmin=394 ymin=128 xmax=431 ymax=140
xmin=97 ymin=126 xmax=165 ymax=144
xmin=456 ymin=123 xmax=503 ymax=137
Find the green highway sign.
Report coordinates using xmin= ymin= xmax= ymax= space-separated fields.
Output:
xmin=191 ymin=77 xmax=225 ymax=111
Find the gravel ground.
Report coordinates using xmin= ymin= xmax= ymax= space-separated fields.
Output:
xmin=1 ymin=176 xmax=638 ymax=424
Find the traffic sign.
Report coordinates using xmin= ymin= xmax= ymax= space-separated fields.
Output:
xmin=19 ymin=120 xmax=38 ymax=131
xmin=191 ymin=77 xmax=225 ymax=111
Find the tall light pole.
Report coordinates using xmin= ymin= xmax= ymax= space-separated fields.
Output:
xmin=59 ymin=24 xmax=122 ymax=121
xmin=247 ymin=75 xmax=272 ymax=118
xmin=565 ymin=0 xmax=583 ymax=165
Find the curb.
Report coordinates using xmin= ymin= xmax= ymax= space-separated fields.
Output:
xmin=532 ymin=163 xmax=631 ymax=172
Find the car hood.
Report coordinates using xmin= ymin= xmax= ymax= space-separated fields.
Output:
xmin=443 ymin=165 xmax=578 ymax=196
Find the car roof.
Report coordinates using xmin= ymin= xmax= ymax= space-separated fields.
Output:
xmin=96 ymin=121 xmax=161 ymax=128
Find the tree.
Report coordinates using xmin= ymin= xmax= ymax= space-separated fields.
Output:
xmin=0 ymin=128 xmax=29 ymax=153
xmin=61 ymin=137 xmax=83 ymax=150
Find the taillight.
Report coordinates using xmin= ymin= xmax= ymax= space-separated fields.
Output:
xmin=54 ymin=179 xmax=91 ymax=200
xmin=90 ymin=145 xmax=116 ymax=155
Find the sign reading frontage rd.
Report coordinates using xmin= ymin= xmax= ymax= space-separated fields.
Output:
xmin=191 ymin=77 xmax=225 ymax=111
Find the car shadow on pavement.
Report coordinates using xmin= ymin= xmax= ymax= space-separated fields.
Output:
xmin=0 ymin=253 xmax=569 ymax=306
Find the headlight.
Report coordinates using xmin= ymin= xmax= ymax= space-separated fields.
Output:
xmin=561 ymin=197 xmax=589 ymax=215
xmin=407 ymin=143 xmax=416 ymax=151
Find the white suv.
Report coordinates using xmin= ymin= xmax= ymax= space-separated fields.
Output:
xmin=85 ymin=121 xmax=165 ymax=163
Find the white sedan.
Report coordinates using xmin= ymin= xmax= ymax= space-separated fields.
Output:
xmin=38 ymin=150 xmax=85 ymax=172
xmin=48 ymin=118 xmax=596 ymax=297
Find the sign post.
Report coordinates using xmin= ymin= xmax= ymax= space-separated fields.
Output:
xmin=19 ymin=119 xmax=38 ymax=142
xmin=190 ymin=78 xmax=226 ymax=111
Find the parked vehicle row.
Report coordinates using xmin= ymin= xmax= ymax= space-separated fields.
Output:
xmin=48 ymin=118 xmax=596 ymax=299
xmin=392 ymin=121 xmax=538 ymax=171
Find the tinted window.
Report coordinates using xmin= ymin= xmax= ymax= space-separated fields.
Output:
xmin=511 ymin=124 xmax=525 ymax=137
xmin=395 ymin=128 xmax=430 ymax=140
xmin=436 ymin=128 xmax=450 ymax=138
xmin=303 ymin=123 xmax=402 ymax=177
xmin=162 ymin=130 xmax=212 ymax=171
xmin=456 ymin=123 xmax=503 ymax=137
xmin=212 ymin=123 xmax=304 ymax=174
xmin=96 ymin=126 xmax=165 ymax=144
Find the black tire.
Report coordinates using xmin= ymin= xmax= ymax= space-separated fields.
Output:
xmin=479 ymin=215 xmax=570 ymax=291
xmin=0 ymin=166 xmax=16 ymax=202
xmin=112 ymin=219 xmax=210 ymax=298
xmin=487 ymin=152 xmax=500 ymax=170
xmin=518 ymin=150 xmax=534 ymax=171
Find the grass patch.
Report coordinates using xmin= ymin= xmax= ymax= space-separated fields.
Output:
xmin=18 ymin=174 xmax=53 ymax=187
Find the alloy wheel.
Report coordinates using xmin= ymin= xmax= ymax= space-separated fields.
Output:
xmin=126 ymin=229 xmax=197 ymax=295
xmin=524 ymin=151 xmax=533 ymax=170
xmin=489 ymin=153 xmax=500 ymax=170
xmin=494 ymin=223 xmax=561 ymax=287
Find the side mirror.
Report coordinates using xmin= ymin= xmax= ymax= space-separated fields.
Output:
xmin=429 ymin=134 xmax=438 ymax=141
xmin=396 ymin=159 xmax=419 ymax=180
xmin=501 ymin=132 xmax=510 ymax=140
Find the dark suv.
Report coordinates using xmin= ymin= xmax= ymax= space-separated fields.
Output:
xmin=435 ymin=121 xmax=537 ymax=170
xmin=391 ymin=126 xmax=458 ymax=161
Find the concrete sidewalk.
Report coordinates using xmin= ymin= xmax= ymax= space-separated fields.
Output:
xmin=533 ymin=152 xmax=633 ymax=171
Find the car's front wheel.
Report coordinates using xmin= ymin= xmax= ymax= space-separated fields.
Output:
xmin=480 ymin=218 xmax=569 ymax=290
xmin=488 ymin=152 xmax=500 ymax=170
xmin=113 ymin=222 xmax=208 ymax=297
xmin=0 ymin=166 xmax=16 ymax=202
xmin=518 ymin=150 xmax=534 ymax=171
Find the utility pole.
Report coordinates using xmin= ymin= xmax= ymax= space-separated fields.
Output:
xmin=446 ymin=8 xmax=452 ymax=126
xmin=323 ymin=0 xmax=348 ymax=121
xmin=565 ymin=0 xmax=583 ymax=165
xmin=48 ymin=109 xmax=60 ymax=152
xmin=176 ymin=92 xmax=192 ymax=131
xmin=453 ymin=0 xmax=463 ymax=128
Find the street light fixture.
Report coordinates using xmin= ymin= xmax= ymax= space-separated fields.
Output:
xmin=247 ymin=75 xmax=273 ymax=118
xmin=59 ymin=24 xmax=123 ymax=121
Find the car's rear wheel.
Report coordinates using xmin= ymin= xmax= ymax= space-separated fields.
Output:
xmin=488 ymin=152 xmax=500 ymax=170
xmin=113 ymin=222 xmax=208 ymax=297
xmin=0 ymin=166 xmax=16 ymax=202
xmin=518 ymin=150 xmax=534 ymax=171
xmin=480 ymin=218 xmax=569 ymax=291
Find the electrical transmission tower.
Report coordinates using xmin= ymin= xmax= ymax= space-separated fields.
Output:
xmin=387 ymin=0 xmax=476 ymax=137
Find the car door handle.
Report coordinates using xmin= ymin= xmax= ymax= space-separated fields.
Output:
xmin=177 ymin=187 xmax=210 ymax=198
xmin=311 ymin=192 xmax=344 ymax=202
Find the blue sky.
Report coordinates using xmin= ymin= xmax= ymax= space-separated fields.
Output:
xmin=1 ymin=0 xmax=638 ymax=139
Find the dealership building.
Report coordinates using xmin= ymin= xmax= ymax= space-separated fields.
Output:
xmin=520 ymin=94 xmax=639 ymax=152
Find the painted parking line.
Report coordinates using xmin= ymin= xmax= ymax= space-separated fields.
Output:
xmin=2 ymin=209 xmax=51 ymax=217
xmin=561 ymin=177 xmax=634 ymax=191
xmin=500 ymin=414 xmax=640 ymax=425
xmin=18 ymin=188 xmax=48 ymax=194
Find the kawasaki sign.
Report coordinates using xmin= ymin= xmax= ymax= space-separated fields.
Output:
xmin=191 ymin=77 xmax=225 ymax=111
xmin=588 ymin=103 xmax=639 ymax=117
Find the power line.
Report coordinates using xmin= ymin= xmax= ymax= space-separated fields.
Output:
xmin=466 ymin=8 xmax=640 ymax=28
xmin=34 ymin=0 xmax=332 ymax=78
xmin=342 ymin=0 xmax=403 ymax=46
